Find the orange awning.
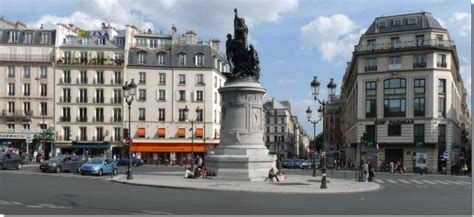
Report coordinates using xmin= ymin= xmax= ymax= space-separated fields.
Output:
xmin=137 ymin=128 xmax=146 ymax=138
xmin=177 ymin=128 xmax=185 ymax=138
xmin=195 ymin=128 xmax=203 ymax=138
xmin=132 ymin=143 xmax=217 ymax=153
xmin=157 ymin=128 xmax=166 ymax=137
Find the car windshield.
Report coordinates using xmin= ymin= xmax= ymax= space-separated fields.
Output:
xmin=88 ymin=158 xmax=104 ymax=164
xmin=49 ymin=156 xmax=66 ymax=162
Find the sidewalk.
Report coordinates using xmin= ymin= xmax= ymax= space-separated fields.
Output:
xmin=109 ymin=171 xmax=381 ymax=194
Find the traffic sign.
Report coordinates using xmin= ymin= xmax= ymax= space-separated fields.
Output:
xmin=443 ymin=150 xmax=449 ymax=159
xmin=123 ymin=138 xmax=133 ymax=145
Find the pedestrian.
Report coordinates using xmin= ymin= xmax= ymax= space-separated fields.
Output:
xmin=368 ymin=162 xmax=375 ymax=182
xmin=33 ymin=150 xmax=38 ymax=163
xmin=197 ymin=156 xmax=203 ymax=168
xmin=184 ymin=168 xmax=194 ymax=179
xmin=265 ymin=167 xmax=279 ymax=182
xmin=364 ymin=162 xmax=369 ymax=182
xmin=389 ymin=161 xmax=394 ymax=173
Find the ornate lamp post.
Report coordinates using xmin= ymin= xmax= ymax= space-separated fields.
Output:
xmin=122 ymin=79 xmax=137 ymax=180
xmin=310 ymin=76 xmax=337 ymax=189
xmin=306 ymin=106 xmax=322 ymax=177
xmin=183 ymin=106 xmax=201 ymax=171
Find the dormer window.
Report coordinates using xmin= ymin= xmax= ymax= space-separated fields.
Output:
xmin=65 ymin=37 xmax=72 ymax=44
xmin=81 ymin=38 xmax=88 ymax=45
xmin=115 ymin=38 xmax=124 ymax=46
xmin=157 ymin=52 xmax=166 ymax=65
xmin=98 ymin=38 xmax=106 ymax=45
xmin=392 ymin=19 xmax=402 ymax=27
xmin=8 ymin=31 xmax=19 ymax=43
xmin=377 ymin=21 xmax=387 ymax=28
xmin=40 ymin=32 xmax=50 ymax=44
xmin=407 ymin=17 xmax=417 ymax=25
xmin=137 ymin=52 xmax=146 ymax=64
xmin=178 ymin=53 xmax=187 ymax=66
xmin=195 ymin=53 xmax=204 ymax=66
xmin=24 ymin=32 xmax=33 ymax=44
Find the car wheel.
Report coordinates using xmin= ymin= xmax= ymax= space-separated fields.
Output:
xmin=113 ymin=168 xmax=118 ymax=175
xmin=16 ymin=163 xmax=22 ymax=170
xmin=81 ymin=173 xmax=85 ymax=176
xmin=98 ymin=169 xmax=103 ymax=176
xmin=55 ymin=166 xmax=62 ymax=173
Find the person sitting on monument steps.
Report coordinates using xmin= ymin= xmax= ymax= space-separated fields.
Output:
xmin=184 ymin=168 xmax=194 ymax=179
xmin=265 ymin=167 xmax=280 ymax=182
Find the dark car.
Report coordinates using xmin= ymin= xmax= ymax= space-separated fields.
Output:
xmin=116 ymin=157 xmax=143 ymax=167
xmin=40 ymin=155 xmax=88 ymax=173
xmin=0 ymin=153 xmax=22 ymax=170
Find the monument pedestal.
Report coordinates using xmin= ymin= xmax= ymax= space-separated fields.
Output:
xmin=206 ymin=81 xmax=276 ymax=181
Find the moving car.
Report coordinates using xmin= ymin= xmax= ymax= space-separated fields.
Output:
xmin=0 ymin=153 xmax=22 ymax=170
xmin=116 ymin=157 xmax=143 ymax=167
xmin=80 ymin=157 xmax=118 ymax=176
xmin=40 ymin=155 xmax=88 ymax=173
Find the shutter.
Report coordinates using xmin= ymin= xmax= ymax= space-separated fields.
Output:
xmin=190 ymin=91 xmax=195 ymax=102
xmin=155 ymin=90 xmax=159 ymax=100
xmin=165 ymin=90 xmax=167 ymax=101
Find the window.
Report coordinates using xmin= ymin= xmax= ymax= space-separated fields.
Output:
xmin=7 ymin=124 xmax=14 ymax=131
xmin=95 ymin=89 xmax=104 ymax=103
xmin=214 ymin=76 xmax=218 ymax=88
xmin=64 ymin=51 xmax=72 ymax=64
xmin=114 ymin=127 xmax=122 ymax=141
xmin=96 ymin=127 xmax=104 ymax=141
xmin=414 ymin=79 xmax=425 ymax=94
xmin=178 ymin=90 xmax=186 ymax=101
xmin=63 ymin=127 xmax=72 ymax=141
xmin=24 ymin=32 xmax=33 ymax=44
xmin=414 ymin=124 xmax=424 ymax=142
xmin=436 ymin=34 xmax=444 ymax=41
xmin=40 ymin=102 xmax=47 ymax=115
xmin=114 ymin=71 xmax=122 ymax=84
xmin=195 ymin=54 xmax=204 ymax=66
xmin=62 ymin=88 xmax=71 ymax=103
xmin=80 ymin=127 xmax=87 ymax=141
xmin=23 ymin=66 xmax=30 ymax=78
xmin=178 ymin=53 xmax=187 ymax=65
xmin=366 ymin=82 xmax=376 ymax=96
xmin=438 ymin=124 xmax=446 ymax=142
xmin=23 ymin=83 xmax=30 ymax=96
xmin=367 ymin=39 xmax=376 ymax=47
xmin=274 ymin=126 xmax=278 ymax=133
xmin=98 ymin=38 xmax=106 ymax=45
xmin=23 ymin=123 xmax=30 ymax=130
xmin=96 ymin=71 xmax=104 ymax=84
xmin=136 ymin=38 xmax=146 ymax=46
xmin=40 ymin=66 xmax=47 ymax=78
xmin=437 ymin=54 xmax=447 ymax=67
xmin=158 ymin=90 xmax=166 ymax=101
xmin=366 ymin=99 xmax=376 ymax=118
xmin=388 ymin=124 xmax=401 ymax=136
xmin=150 ymin=39 xmax=158 ymax=48
xmin=414 ymin=97 xmax=425 ymax=117
xmin=139 ymin=108 xmax=146 ymax=121
xmin=8 ymin=101 xmax=14 ymax=113
xmin=407 ymin=17 xmax=417 ymax=25
xmin=7 ymin=65 xmax=14 ymax=78
xmin=79 ymin=71 xmax=88 ymax=84
xmin=63 ymin=70 xmax=71 ymax=83
xmin=196 ymin=109 xmax=203 ymax=122
xmin=438 ymin=97 xmax=445 ymax=117
xmin=138 ymin=52 xmax=146 ymax=64
xmin=79 ymin=89 xmax=88 ymax=103
xmin=40 ymin=32 xmax=50 ymax=44
xmin=414 ymin=55 xmax=426 ymax=68
xmin=23 ymin=102 xmax=30 ymax=114
xmin=113 ymin=108 xmax=122 ymax=122
xmin=392 ymin=19 xmax=402 ymax=27
xmin=377 ymin=21 xmax=387 ymax=28
xmin=158 ymin=109 xmax=165 ymax=121
xmin=40 ymin=84 xmax=47 ymax=96
xmin=9 ymin=31 xmax=19 ymax=43
xmin=196 ymin=74 xmax=204 ymax=85
xmin=196 ymin=91 xmax=203 ymax=102
xmin=159 ymin=73 xmax=166 ymax=85
xmin=95 ymin=108 xmax=104 ymax=122
xmin=79 ymin=108 xmax=87 ymax=122
xmin=138 ymin=89 xmax=146 ymax=101
xmin=179 ymin=74 xmax=186 ymax=85
xmin=113 ymin=89 xmax=122 ymax=104
xmin=415 ymin=35 xmax=425 ymax=46
xmin=139 ymin=72 xmax=146 ymax=84
xmin=65 ymin=37 xmax=72 ymax=44
xmin=384 ymin=98 xmax=406 ymax=117
xmin=81 ymin=38 xmax=88 ymax=45
xmin=62 ymin=107 xmax=70 ymax=122
xmin=179 ymin=109 xmax=187 ymax=121
xmin=157 ymin=53 xmax=166 ymax=65
xmin=438 ymin=79 xmax=446 ymax=94
xmin=8 ymin=83 xmax=15 ymax=96
xmin=214 ymin=92 xmax=217 ymax=104
xmin=388 ymin=56 xmax=401 ymax=69
xmin=365 ymin=58 xmax=377 ymax=71
xmin=384 ymin=78 xmax=406 ymax=94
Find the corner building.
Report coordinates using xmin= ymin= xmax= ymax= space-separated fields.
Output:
xmin=341 ymin=12 xmax=470 ymax=173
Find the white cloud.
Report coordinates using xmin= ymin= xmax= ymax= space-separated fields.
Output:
xmin=299 ymin=14 xmax=363 ymax=63
xmin=438 ymin=12 xmax=471 ymax=38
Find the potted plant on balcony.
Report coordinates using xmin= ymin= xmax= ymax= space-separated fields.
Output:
xmin=91 ymin=57 xmax=97 ymax=64
xmin=57 ymin=57 xmax=64 ymax=64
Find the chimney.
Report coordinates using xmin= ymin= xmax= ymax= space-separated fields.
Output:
xmin=171 ymin=24 xmax=178 ymax=44
xmin=40 ymin=24 xmax=44 ymax=30
xmin=185 ymin=29 xmax=197 ymax=44
xmin=147 ymin=28 xmax=152 ymax=34
xmin=210 ymin=39 xmax=221 ymax=51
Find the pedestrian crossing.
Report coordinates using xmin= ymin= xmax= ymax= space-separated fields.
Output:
xmin=374 ymin=178 xmax=470 ymax=186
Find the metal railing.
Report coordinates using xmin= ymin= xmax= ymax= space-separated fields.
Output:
xmin=57 ymin=57 xmax=124 ymax=66
xmin=129 ymin=43 xmax=171 ymax=50
xmin=0 ymin=54 xmax=54 ymax=62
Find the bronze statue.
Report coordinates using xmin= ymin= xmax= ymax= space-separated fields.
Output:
xmin=226 ymin=8 xmax=261 ymax=82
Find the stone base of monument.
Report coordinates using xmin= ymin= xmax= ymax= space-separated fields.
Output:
xmin=206 ymin=81 xmax=276 ymax=181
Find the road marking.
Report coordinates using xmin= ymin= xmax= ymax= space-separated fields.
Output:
xmin=140 ymin=210 xmax=174 ymax=215
xmin=374 ymin=179 xmax=385 ymax=183
xmin=26 ymin=203 xmax=72 ymax=209
xmin=444 ymin=181 xmax=464 ymax=185
xmin=386 ymin=179 xmax=398 ymax=184
xmin=421 ymin=180 xmax=437 ymax=184
xmin=458 ymin=181 xmax=471 ymax=184
xmin=397 ymin=179 xmax=410 ymax=184
xmin=0 ymin=200 xmax=22 ymax=206
xmin=432 ymin=180 xmax=450 ymax=185
xmin=409 ymin=180 xmax=424 ymax=184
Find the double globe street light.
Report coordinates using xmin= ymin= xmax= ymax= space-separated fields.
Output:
xmin=310 ymin=76 xmax=337 ymax=189
xmin=182 ymin=105 xmax=201 ymax=171
xmin=122 ymin=79 xmax=137 ymax=180
xmin=305 ymin=106 xmax=322 ymax=177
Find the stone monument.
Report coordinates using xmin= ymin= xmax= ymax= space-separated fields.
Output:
xmin=206 ymin=9 xmax=276 ymax=181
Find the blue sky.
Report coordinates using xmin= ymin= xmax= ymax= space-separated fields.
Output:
xmin=1 ymin=0 xmax=470 ymax=137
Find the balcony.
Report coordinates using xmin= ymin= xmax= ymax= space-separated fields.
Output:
xmin=110 ymin=78 xmax=122 ymax=85
xmin=437 ymin=62 xmax=447 ymax=68
xmin=366 ymin=112 xmax=376 ymax=118
xmin=59 ymin=77 xmax=72 ymax=84
xmin=2 ymin=110 xmax=32 ymax=121
xmin=76 ymin=136 xmax=88 ymax=142
xmin=414 ymin=136 xmax=424 ymax=143
xmin=93 ymin=97 xmax=104 ymax=104
xmin=0 ymin=54 xmax=54 ymax=62
xmin=388 ymin=64 xmax=401 ymax=70
xmin=364 ymin=66 xmax=377 ymax=72
xmin=414 ymin=110 xmax=425 ymax=117
xmin=383 ymin=110 xmax=406 ymax=118
xmin=355 ymin=39 xmax=455 ymax=53
xmin=413 ymin=62 xmax=427 ymax=68
xmin=93 ymin=117 xmax=104 ymax=123
xmin=76 ymin=78 xmax=88 ymax=84
xmin=111 ymin=117 xmax=122 ymax=123
xmin=60 ymin=116 xmax=71 ymax=122
xmin=59 ymin=96 xmax=71 ymax=103
xmin=76 ymin=97 xmax=88 ymax=103
xmin=129 ymin=43 xmax=171 ymax=50
xmin=77 ymin=116 xmax=88 ymax=122
xmin=56 ymin=57 xmax=124 ymax=66
xmin=93 ymin=78 xmax=105 ymax=84
xmin=111 ymin=97 xmax=122 ymax=104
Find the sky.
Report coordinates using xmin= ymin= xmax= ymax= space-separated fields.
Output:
xmin=0 ymin=0 xmax=470 ymax=138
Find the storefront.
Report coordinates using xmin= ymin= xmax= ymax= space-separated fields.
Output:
xmin=71 ymin=141 xmax=111 ymax=156
xmin=377 ymin=143 xmax=437 ymax=172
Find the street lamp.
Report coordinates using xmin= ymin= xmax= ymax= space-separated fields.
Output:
xmin=306 ymin=106 xmax=322 ymax=177
xmin=122 ymin=79 xmax=137 ymax=180
xmin=310 ymin=76 xmax=337 ymax=189
xmin=183 ymin=105 xmax=200 ymax=171
xmin=35 ymin=77 xmax=46 ymax=160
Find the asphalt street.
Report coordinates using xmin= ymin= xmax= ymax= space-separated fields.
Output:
xmin=0 ymin=165 xmax=471 ymax=215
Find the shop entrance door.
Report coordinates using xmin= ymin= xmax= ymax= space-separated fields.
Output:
xmin=385 ymin=149 xmax=403 ymax=164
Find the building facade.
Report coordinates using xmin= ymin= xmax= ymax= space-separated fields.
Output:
xmin=323 ymin=95 xmax=343 ymax=161
xmin=0 ymin=19 xmax=56 ymax=159
xmin=341 ymin=12 xmax=470 ymax=173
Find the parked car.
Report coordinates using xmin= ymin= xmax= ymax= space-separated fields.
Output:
xmin=116 ymin=157 xmax=143 ymax=167
xmin=282 ymin=159 xmax=295 ymax=168
xmin=40 ymin=155 xmax=88 ymax=173
xmin=299 ymin=159 xmax=312 ymax=169
xmin=0 ymin=153 xmax=22 ymax=170
xmin=80 ymin=157 xmax=117 ymax=176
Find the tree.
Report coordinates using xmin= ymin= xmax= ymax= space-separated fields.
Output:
xmin=310 ymin=132 xmax=324 ymax=151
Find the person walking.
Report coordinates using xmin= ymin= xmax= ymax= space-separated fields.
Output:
xmin=33 ymin=150 xmax=38 ymax=163
xmin=389 ymin=161 xmax=394 ymax=174
xmin=368 ymin=162 xmax=375 ymax=182
xmin=364 ymin=162 xmax=369 ymax=182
